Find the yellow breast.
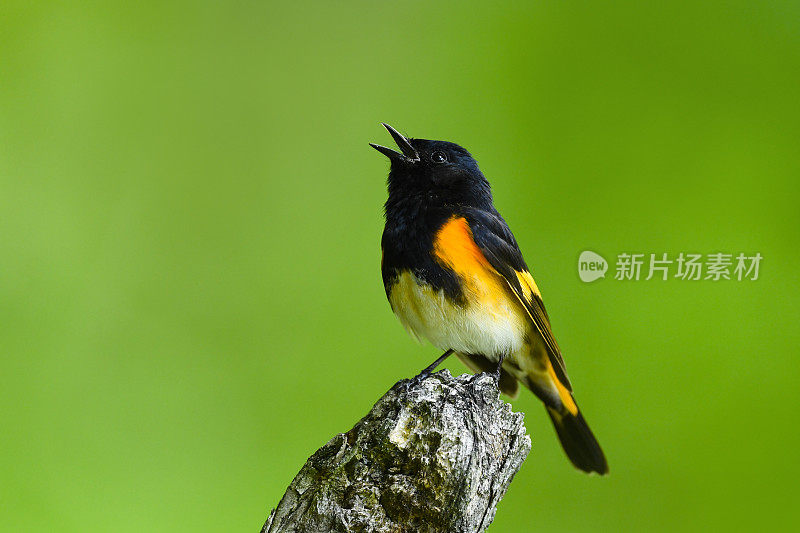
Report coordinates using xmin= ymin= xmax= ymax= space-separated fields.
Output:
xmin=388 ymin=269 xmax=527 ymax=358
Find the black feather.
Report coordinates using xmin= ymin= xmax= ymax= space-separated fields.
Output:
xmin=547 ymin=407 xmax=609 ymax=475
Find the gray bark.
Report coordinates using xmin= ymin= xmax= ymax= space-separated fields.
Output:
xmin=261 ymin=370 xmax=531 ymax=533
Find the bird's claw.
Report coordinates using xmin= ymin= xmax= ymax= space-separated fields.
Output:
xmin=404 ymin=370 xmax=431 ymax=392
xmin=487 ymin=358 xmax=504 ymax=386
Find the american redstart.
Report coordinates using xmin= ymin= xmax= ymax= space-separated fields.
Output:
xmin=371 ymin=123 xmax=608 ymax=474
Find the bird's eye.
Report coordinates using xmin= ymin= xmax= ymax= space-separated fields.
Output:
xmin=430 ymin=151 xmax=448 ymax=163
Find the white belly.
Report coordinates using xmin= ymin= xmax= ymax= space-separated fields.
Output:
xmin=388 ymin=271 xmax=527 ymax=360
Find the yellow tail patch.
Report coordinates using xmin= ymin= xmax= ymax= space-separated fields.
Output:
xmin=547 ymin=360 xmax=578 ymax=416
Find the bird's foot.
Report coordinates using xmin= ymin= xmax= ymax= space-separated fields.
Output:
xmin=401 ymin=349 xmax=454 ymax=392
xmin=404 ymin=370 xmax=431 ymax=392
xmin=487 ymin=356 xmax=505 ymax=386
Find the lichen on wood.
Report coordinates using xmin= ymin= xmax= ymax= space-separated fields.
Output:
xmin=262 ymin=370 xmax=531 ymax=533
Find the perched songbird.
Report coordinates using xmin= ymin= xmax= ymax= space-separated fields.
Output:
xmin=371 ymin=124 xmax=608 ymax=474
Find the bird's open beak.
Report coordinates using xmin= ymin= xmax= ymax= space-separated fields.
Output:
xmin=370 ymin=123 xmax=419 ymax=163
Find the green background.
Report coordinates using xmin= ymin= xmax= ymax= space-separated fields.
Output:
xmin=2 ymin=1 xmax=799 ymax=531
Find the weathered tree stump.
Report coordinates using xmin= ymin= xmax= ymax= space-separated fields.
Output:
xmin=261 ymin=370 xmax=531 ymax=533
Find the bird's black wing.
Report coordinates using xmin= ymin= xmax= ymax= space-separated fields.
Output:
xmin=464 ymin=208 xmax=572 ymax=390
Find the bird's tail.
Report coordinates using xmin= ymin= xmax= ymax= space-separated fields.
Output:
xmin=546 ymin=405 xmax=608 ymax=475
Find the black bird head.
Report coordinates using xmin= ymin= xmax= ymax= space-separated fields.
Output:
xmin=371 ymin=123 xmax=493 ymax=212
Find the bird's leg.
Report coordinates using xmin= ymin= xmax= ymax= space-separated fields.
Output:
xmin=490 ymin=353 xmax=506 ymax=383
xmin=408 ymin=349 xmax=454 ymax=387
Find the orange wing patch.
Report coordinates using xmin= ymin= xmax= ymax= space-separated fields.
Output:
xmin=433 ymin=216 xmax=492 ymax=272
xmin=432 ymin=216 xmax=513 ymax=307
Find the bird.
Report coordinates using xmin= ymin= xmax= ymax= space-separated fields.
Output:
xmin=371 ymin=123 xmax=608 ymax=475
